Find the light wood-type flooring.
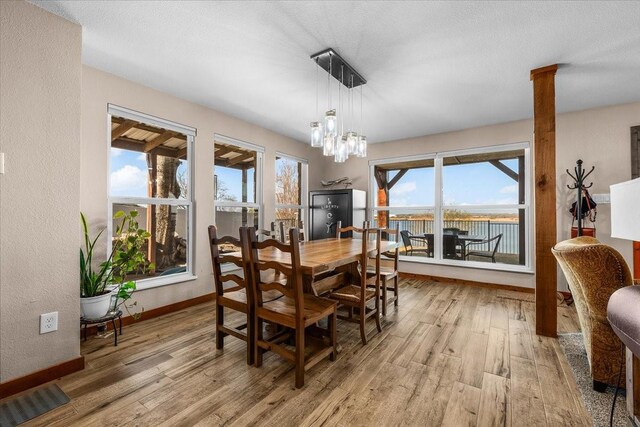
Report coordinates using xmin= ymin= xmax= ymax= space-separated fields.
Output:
xmin=15 ymin=279 xmax=591 ymax=426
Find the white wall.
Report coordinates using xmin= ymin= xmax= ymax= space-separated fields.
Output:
xmin=316 ymin=102 xmax=640 ymax=289
xmin=0 ymin=1 xmax=82 ymax=382
xmin=81 ymin=65 xmax=324 ymax=313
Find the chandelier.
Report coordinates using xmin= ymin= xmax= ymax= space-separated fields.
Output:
xmin=309 ymin=48 xmax=367 ymax=163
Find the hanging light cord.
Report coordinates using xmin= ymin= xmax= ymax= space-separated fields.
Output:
xmin=360 ymin=82 xmax=363 ymax=135
xmin=315 ymin=59 xmax=319 ymax=117
xmin=610 ymin=344 xmax=624 ymax=427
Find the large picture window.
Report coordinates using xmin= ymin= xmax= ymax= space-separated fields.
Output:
xmin=275 ymin=153 xmax=308 ymax=235
xmin=214 ymin=135 xmax=263 ymax=237
xmin=108 ymin=104 xmax=195 ymax=288
xmin=370 ymin=143 xmax=530 ymax=272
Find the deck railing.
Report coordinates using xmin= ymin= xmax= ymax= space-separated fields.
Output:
xmin=387 ymin=219 xmax=520 ymax=255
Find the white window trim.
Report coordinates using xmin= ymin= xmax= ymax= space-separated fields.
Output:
xmin=368 ymin=142 xmax=533 ymax=274
xmin=107 ymin=106 xmax=196 ymax=290
xmin=213 ymin=134 xmax=264 ymax=231
xmin=275 ymin=153 xmax=309 ymax=236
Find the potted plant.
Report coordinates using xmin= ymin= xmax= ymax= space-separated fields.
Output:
xmin=80 ymin=210 xmax=152 ymax=319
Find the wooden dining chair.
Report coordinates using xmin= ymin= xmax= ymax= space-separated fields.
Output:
xmin=256 ymin=222 xmax=277 ymax=241
xmin=279 ymin=220 xmax=305 ymax=243
xmin=330 ymin=221 xmax=382 ymax=345
xmin=367 ymin=225 xmax=399 ymax=316
xmin=246 ymin=227 xmax=337 ymax=388
xmin=208 ymin=225 xmax=255 ymax=365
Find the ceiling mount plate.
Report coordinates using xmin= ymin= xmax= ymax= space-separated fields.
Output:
xmin=310 ymin=48 xmax=366 ymax=88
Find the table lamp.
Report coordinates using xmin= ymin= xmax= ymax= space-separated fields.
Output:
xmin=610 ymin=177 xmax=640 ymax=242
xmin=611 ymin=177 xmax=640 ymax=283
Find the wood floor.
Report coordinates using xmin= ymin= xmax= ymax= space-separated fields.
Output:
xmin=17 ymin=279 xmax=591 ymax=426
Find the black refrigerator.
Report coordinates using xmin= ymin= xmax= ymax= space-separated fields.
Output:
xmin=309 ymin=189 xmax=366 ymax=240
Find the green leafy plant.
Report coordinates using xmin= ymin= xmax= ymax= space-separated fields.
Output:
xmin=80 ymin=210 xmax=153 ymax=318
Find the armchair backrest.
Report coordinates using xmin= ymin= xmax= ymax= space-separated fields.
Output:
xmin=552 ymin=236 xmax=633 ymax=320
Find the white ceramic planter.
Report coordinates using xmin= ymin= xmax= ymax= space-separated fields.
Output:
xmin=80 ymin=291 xmax=113 ymax=319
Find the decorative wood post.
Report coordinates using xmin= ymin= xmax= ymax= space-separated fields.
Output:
xmin=531 ymin=64 xmax=558 ymax=337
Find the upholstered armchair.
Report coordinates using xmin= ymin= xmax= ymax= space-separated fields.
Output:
xmin=552 ymin=236 xmax=633 ymax=390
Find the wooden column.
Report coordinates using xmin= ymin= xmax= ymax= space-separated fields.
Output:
xmin=146 ymin=153 xmax=157 ymax=271
xmin=531 ymin=64 xmax=558 ymax=337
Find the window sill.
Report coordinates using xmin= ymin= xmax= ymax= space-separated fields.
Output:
xmin=398 ymin=256 xmax=534 ymax=274
xmin=134 ymin=272 xmax=198 ymax=291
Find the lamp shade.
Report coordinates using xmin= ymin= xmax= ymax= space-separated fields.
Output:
xmin=610 ymin=177 xmax=640 ymax=241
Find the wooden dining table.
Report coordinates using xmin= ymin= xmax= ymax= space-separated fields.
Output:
xmin=229 ymin=237 xmax=398 ymax=296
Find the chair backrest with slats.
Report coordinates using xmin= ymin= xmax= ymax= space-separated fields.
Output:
xmin=360 ymin=228 xmax=381 ymax=299
xmin=278 ymin=220 xmax=305 ymax=243
xmin=335 ymin=221 xmax=366 ymax=239
xmin=378 ymin=224 xmax=399 ymax=270
xmin=246 ymin=227 xmax=304 ymax=318
xmin=208 ymin=225 xmax=250 ymax=297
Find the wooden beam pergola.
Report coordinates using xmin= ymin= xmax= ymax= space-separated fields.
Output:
xmin=111 ymin=119 xmax=136 ymax=142
xmin=531 ymin=63 xmax=559 ymax=338
xmin=144 ymin=131 xmax=176 ymax=153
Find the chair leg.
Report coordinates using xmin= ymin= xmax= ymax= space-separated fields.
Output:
xmin=381 ymin=277 xmax=388 ymax=316
xmin=255 ymin=317 xmax=264 ymax=368
xmin=329 ymin=312 xmax=337 ymax=362
xmin=246 ymin=311 xmax=254 ymax=366
xmin=359 ymin=306 xmax=368 ymax=346
xmin=295 ymin=326 xmax=305 ymax=388
xmin=374 ymin=299 xmax=382 ymax=333
xmin=394 ymin=275 xmax=399 ymax=307
xmin=216 ymin=303 xmax=224 ymax=350
xmin=593 ymin=380 xmax=607 ymax=392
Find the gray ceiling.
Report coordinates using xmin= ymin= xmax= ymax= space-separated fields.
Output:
xmin=32 ymin=1 xmax=640 ymax=144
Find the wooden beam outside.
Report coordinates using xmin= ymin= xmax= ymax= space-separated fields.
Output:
xmin=144 ymin=131 xmax=175 ymax=153
xmin=214 ymin=145 xmax=238 ymax=158
xmin=112 ymin=117 xmax=187 ymax=141
xmin=111 ymin=120 xmax=136 ymax=141
xmin=226 ymin=152 xmax=255 ymax=167
xmin=112 ymin=137 xmax=180 ymax=158
xmin=489 ymin=160 xmax=519 ymax=181
xmin=531 ymin=63 xmax=558 ymax=338
xmin=387 ymin=169 xmax=409 ymax=190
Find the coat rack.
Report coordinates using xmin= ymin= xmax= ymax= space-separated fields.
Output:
xmin=566 ymin=159 xmax=595 ymax=236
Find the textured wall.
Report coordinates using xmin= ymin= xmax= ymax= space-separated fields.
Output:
xmin=317 ymin=102 xmax=640 ymax=290
xmin=0 ymin=1 xmax=82 ymax=382
xmin=81 ymin=65 xmax=324 ymax=312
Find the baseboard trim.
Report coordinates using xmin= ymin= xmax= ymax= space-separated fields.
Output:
xmin=83 ymin=292 xmax=216 ymax=336
xmin=399 ymin=272 xmax=535 ymax=294
xmin=0 ymin=356 xmax=85 ymax=399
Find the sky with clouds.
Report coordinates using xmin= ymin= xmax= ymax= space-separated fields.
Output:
xmin=385 ymin=158 xmax=520 ymax=208
xmin=109 ymin=148 xmax=187 ymax=198
xmin=111 ymin=147 xmax=519 ymax=208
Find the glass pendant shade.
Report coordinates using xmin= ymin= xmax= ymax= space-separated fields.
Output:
xmin=357 ymin=135 xmax=367 ymax=158
xmin=334 ymin=135 xmax=349 ymax=163
xmin=346 ymin=131 xmax=358 ymax=155
xmin=324 ymin=110 xmax=337 ymax=137
xmin=323 ymin=134 xmax=335 ymax=156
xmin=310 ymin=121 xmax=323 ymax=147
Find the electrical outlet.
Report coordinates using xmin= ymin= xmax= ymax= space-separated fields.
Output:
xmin=40 ymin=312 xmax=58 ymax=334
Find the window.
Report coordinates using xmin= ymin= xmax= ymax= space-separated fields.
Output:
xmin=108 ymin=104 xmax=195 ymax=288
xmin=370 ymin=143 xmax=531 ymax=272
xmin=275 ymin=153 xmax=308 ymax=234
xmin=214 ymin=135 xmax=263 ymax=237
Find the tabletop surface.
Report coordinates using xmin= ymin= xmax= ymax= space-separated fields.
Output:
xmin=229 ymin=237 xmax=397 ymax=276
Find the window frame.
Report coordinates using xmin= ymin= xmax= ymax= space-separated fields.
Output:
xmin=107 ymin=104 xmax=197 ymax=290
xmin=369 ymin=142 xmax=532 ymax=274
xmin=213 ymin=134 xmax=264 ymax=232
xmin=275 ymin=152 xmax=309 ymax=236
